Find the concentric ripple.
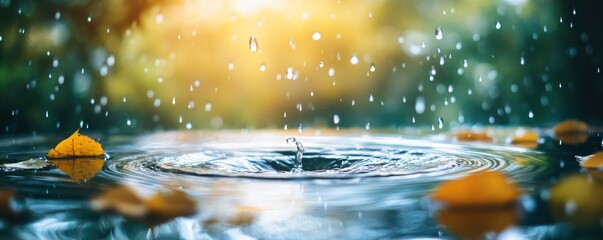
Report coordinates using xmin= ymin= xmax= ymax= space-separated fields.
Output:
xmin=104 ymin=132 xmax=547 ymax=182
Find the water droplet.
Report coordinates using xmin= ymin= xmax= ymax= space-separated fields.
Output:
xmin=259 ymin=63 xmax=266 ymax=72
xmin=312 ymin=31 xmax=321 ymax=41
xmin=495 ymin=21 xmax=501 ymax=29
xmin=365 ymin=122 xmax=371 ymax=130
xmin=228 ymin=62 xmax=235 ymax=71
xmin=397 ymin=35 xmax=405 ymax=44
xmin=157 ymin=75 xmax=164 ymax=83
xmin=415 ymin=96 xmax=425 ymax=114
xmin=186 ymin=123 xmax=192 ymax=129
xmin=435 ymin=26 xmax=443 ymax=40
xmin=438 ymin=117 xmax=444 ymax=129
xmin=350 ymin=55 xmax=359 ymax=65
xmin=286 ymin=137 xmax=304 ymax=173
xmin=369 ymin=95 xmax=374 ymax=102
xmin=520 ymin=57 xmax=525 ymax=65
xmin=87 ymin=16 xmax=92 ymax=22
xmin=528 ymin=111 xmax=534 ymax=118
xmin=153 ymin=99 xmax=161 ymax=107
xmin=286 ymin=67 xmax=297 ymax=80
xmin=297 ymin=124 xmax=303 ymax=133
xmin=156 ymin=14 xmax=164 ymax=24
xmin=205 ymin=103 xmax=212 ymax=112
xmin=55 ymin=12 xmax=61 ymax=20
xmin=369 ymin=64 xmax=376 ymax=72
xmin=107 ymin=55 xmax=115 ymax=66
xmin=439 ymin=56 xmax=445 ymax=65
xmin=333 ymin=114 xmax=340 ymax=124
xmin=249 ymin=34 xmax=258 ymax=52
xmin=126 ymin=119 xmax=131 ymax=126
xmin=328 ymin=67 xmax=335 ymax=77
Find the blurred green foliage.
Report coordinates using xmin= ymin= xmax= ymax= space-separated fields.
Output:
xmin=0 ymin=0 xmax=601 ymax=134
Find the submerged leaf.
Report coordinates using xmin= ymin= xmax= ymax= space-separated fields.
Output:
xmin=48 ymin=157 xmax=105 ymax=181
xmin=47 ymin=129 xmax=104 ymax=158
xmin=431 ymin=171 xmax=521 ymax=207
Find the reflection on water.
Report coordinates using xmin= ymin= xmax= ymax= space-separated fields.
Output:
xmin=0 ymin=130 xmax=602 ymax=239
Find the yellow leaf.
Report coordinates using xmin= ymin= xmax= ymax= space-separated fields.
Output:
xmin=48 ymin=157 xmax=105 ymax=181
xmin=549 ymin=174 xmax=603 ymax=229
xmin=431 ymin=171 xmax=521 ymax=207
xmin=47 ymin=129 xmax=104 ymax=158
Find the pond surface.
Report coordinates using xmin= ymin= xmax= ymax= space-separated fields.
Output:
xmin=0 ymin=130 xmax=602 ymax=239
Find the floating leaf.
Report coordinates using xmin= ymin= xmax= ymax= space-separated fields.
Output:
xmin=431 ymin=171 xmax=521 ymax=207
xmin=553 ymin=119 xmax=588 ymax=145
xmin=510 ymin=132 xmax=539 ymax=149
xmin=549 ymin=174 xmax=603 ymax=229
xmin=91 ymin=185 xmax=197 ymax=227
xmin=48 ymin=157 xmax=105 ymax=181
xmin=436 ymin=206 xmax=518 ymax=239
xmin=453 ymin=131 xmax=491 ymax=142
xmin=47 ymin=129 xmax=104 ymax=158
xmin=580 ymin=151 xmax=603 ymax=169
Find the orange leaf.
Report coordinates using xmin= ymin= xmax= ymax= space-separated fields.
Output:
xmin=47 ymin=129 xmax=104 ymax=158
xmin=431 ymin=171 xmax=521 ymax=207
xmin=511 ymin=132 xmax=539 ymax=149
xmin=553 ymin=119 xmax=588 ymax=145
xmin=454 ymin=131 xmax=491 ymax=142
xmin=580 ymin=151 xmax=603 ymax=169
xmin=48 ymin=157 xmax=105 ymax=181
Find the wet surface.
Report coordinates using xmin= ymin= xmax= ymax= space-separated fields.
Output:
xmin=0 ymin=130 xmax=602 ymax=239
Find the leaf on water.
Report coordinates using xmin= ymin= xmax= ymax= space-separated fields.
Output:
xmin=553 ymin=119 xmax=588 ymax=145
xmin=453 ymin=131 xmax=491 ymax=142
xmin=549 ymin=174 xmax=603 ymax=228
xmin=48 ymin=158 xmax=105 ymax=181
xmin=91 ymin=185 xmax=197 ymax=227
xmin=510 ymin=132 xmax=539 ymax=149
xmin=580 ymin=151 xmax=603 ymax=168
xmin=47 ymin=129 xmax=104 ymax=158
xmin=436 ymin=206 xmax=518 ymax=239
xmin=431 ymin=171 xmax=521 ymax=207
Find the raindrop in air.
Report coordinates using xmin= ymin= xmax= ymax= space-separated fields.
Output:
xmin=312 ymin=31 xmax=321 ymax=41
xmin=369 ymin=64 xmax=376 ymax=72
xmin=528 ymin=111 xmax=534 ymax=119
xmin=350 ymin=55 xmax=359 ymax=65
xmin=333 ymin=114 xmax=340 ymax=124
xmin=438 ymin=117 xmax=444 ymax=129
xmin=520 ymin=57 xmax=525 ymax=65
xmin=259 ymin=63 xmax=266 ymax=72
xmin=328 ymin=67 xmax=335 ymax=77
xmin=495 ymin=21 xmax=501 ymax=29
xmin=249 ymin=35 xmax=258 ymax=52
xmin=435 ymin=26 xmax=443 ymax=40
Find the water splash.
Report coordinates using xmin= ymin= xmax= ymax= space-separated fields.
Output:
xmin=286 ymin=137 xmax=304 ymax=174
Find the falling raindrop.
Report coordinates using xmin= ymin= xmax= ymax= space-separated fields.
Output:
xmin=520 ymin=57 xmax=525 ymax=65
xmin=495 ymin=21 xmax=501 ymax=29
xmin=286 ymin=67 xmax=296 ymax=80
xmin=228 ymin=62 xmax=235 ymax=71
xmin=259 ymin=63 xmax=266 ymax=72
xmin=369 ymin=95 xmax=374 ymax=102
xmin=438 ymin=117 xmax=444 ymax=129
xmin=312 ymin=31 xmax=322 ymax=41
xmin=369 ymin=64 xmax=376 ymax=72
xmin=333 ymin=114 xmax=340 ymax=124
xmin=528 ymin=111 xmax=534 ymax=119
xmin=439 ymin=56 xmax=445 ymax=65
xmin=249 ymin=34 xmax=258 ymax=52
xmin=328 ymin=67 xmax=335 ymax=77
xmin=156 ymin=14 xmax=164 ymax=24
xmin=350 ymin=55 xmax=359 ymax=65
xmin=435 ymin=26 xmax=443 ymax=40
